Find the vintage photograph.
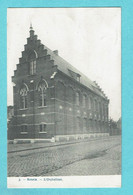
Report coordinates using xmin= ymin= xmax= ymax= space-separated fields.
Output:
xmin=7 ymin=8 xmax=121 ymax=188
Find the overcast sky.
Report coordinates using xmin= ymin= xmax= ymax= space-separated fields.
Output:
xmin=7 ymin=8 xmax=121 ymax=121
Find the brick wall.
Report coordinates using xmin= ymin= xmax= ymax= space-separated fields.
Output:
xmin=8 ymin=30 xmax=109 ymax=140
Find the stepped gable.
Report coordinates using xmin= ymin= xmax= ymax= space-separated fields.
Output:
xmin=17 ymin=26 xmax=107 ymax=99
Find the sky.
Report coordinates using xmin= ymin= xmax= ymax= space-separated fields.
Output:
xmin=7 ymin=8 xmax=121 ymax=121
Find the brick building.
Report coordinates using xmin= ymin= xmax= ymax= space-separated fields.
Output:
xmin=8 ymin=26 xmax=109 ymax=142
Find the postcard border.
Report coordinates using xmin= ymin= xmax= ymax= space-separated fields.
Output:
xmin=0 ymin=0 xmax=132 ymax=194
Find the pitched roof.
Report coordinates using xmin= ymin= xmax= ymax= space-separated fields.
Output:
xmin=26 ymin=28 xmax=107 ymax=99
xmin=43 ymin=45 xmax=107 ymax=99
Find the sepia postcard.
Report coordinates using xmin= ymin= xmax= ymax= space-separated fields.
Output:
xmin=7 ymin=7 xmax=121 ymax=188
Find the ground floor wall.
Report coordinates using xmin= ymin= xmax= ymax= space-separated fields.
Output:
xmin=8 ymin=97 xmax=109 ymax=141
xmin=8 ymin=112 xmax=109 ymax=141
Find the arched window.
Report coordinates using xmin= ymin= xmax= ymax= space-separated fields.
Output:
xmin=76 ymin=92 xmax=80 ymax=106
xmin=56 ymin=81 xmax=65 ymax=101
xmin=20 ymin=84 xmax=28 ymax=109
xmin=90 ymin=97 xmax=93 ymax=110
xmin=67 ymin=86 xmax=75 ymax=104
xmin=37 ymin=80 xmax=48 ymax=107
xmin=94 ymin=100 xmax=96 ymax=111
xmin=28 ymin=50 xmax=37 ymax=75
xmin=83 ymin=95 xmax=86 ymax=108
xmin=96 ymin=100 xmax=98 ymax=111
xmin=105 ymin=105 xmax=108 ymax=117
xmin=102 ymin=104 xmax=105 ymax=121
xmin=94 ymin=99 xmax=98 ymax=111
xmin=88 ymin=96 xmax=91 ymax=110
xmin=103 ymin=104 xmax=105 ymax=115
xmin=99 ymin=102 xmax=101 ymax=113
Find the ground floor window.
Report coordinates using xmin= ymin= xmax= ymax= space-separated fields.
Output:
xmin=20 ymin=84 xmax=28 ymax=109
xmin=21 ymin=125 xmax=27 ymax=132
xmin=39 ymin=124 xmax=47 ymax=132
xmin=90 ymin=120 xmax=93 ymax=132
xmin=77 ymin=117 xmax=80 ymax=131
xmin=83 ymin=118 xmax=87 ymax=131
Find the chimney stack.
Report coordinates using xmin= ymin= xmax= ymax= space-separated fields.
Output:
xmin=53 ymin=50 xmax=58 ymax=55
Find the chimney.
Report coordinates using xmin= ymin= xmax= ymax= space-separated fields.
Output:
xmin=53 ymin=50 xmax=58 ymax=55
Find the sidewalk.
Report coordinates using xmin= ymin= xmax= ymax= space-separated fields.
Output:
xmin=8 ymin=136 xmax=118 ymax=153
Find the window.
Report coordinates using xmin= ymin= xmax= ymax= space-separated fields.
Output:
xmin=99 ymin=102 xmax=101 ymax=113
xmin=21 ymin=125 xmax=27 ymax=132
xmin=94 ymin=100 xmax=98 ymax=111
xmin=77 ymin=75 xmax=80 ymax=82
xmin=90 ymin=120 xmax=93 ymax=132
xmin=30 ymin=60 xmax=36 ymax=75
xmin=28 ymin=50 xmax=37 ymax=75
xmin=37 ymin=80 xmax=47 ymax=107
xmin=83 ymin=118 xmax=87 ymax=131
xmin=76 ymin=92 xmax=80 ymax=106
xmin=88 ymin=97 xmax=90 ymax=109
xmin=39 ymin=124 xmax=47 ymax=132
xmin=20 ymin=84 xmax=28 ymax=109
xmin=103 ymin=104 xmax=105 ymax=115
xmin=83 ymin=95 xmax=86 ymax=107
xmin=77 ymin=117 xmax=80 ymax=130
xmin=90 ymin=98 xmax=93 ymax=110
xmin=39 ymin=93 xmax=46 ymax=107
xmin=68 ymin=69 xmax=80 ymax=82
xmin=105 ymin=105 xmax=108 ymax=117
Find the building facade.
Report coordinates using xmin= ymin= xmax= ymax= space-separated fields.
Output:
xmin=8 ymin=26 xmax=109 ymax=142
xmin=7 ymin=106 xmax=14 ymax=123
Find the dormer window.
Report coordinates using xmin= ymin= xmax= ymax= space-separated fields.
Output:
xmin=68 ymin=69 xmax=81 ymax=82
xmin=77 ymin=74 xmax=80 ymax=82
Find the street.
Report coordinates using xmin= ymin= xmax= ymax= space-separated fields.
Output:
xmin=8 ymin=136 xmax=121 ymax=177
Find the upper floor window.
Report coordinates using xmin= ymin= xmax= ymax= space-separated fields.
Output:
xmin=103 ymin=104 xmax=105 ymax=115
xmin=83 ymin=95 xmax=86 ymax=107
xmin=28 ymin=50 xmax=38 ymax=75
xmin=94 ymin=100 xmax=96 ymax=111
xmin=90 ymin=97 xmax=93 ymax=110
xmin=37 ymin=79 xmax=48 ymax=107
xmin=105 ymin=105 xmax=108 ymax=116
xmin=99 ymin=102 xmax=101 ymax=113
xmin=94 ymin=99 xmax=98 ymax=111
xmin=95 ymin=100 xmax=98 ymax=111
xmin=30 ymin=60 xmax=36 ymax=75
xmin=20 ymin=84 xmax=29 ymax=109
xmin=88 ymin=96 xmax=91 ymax=109
xmin=76 ymin=92 xmax=80 ymax=106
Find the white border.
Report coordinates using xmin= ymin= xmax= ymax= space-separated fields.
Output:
xmin=8 ymin=175 xmax=121 ymax=188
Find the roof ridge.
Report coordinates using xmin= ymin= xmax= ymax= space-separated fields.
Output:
xmin=44 ymin=44 xmax=97 ymax=86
